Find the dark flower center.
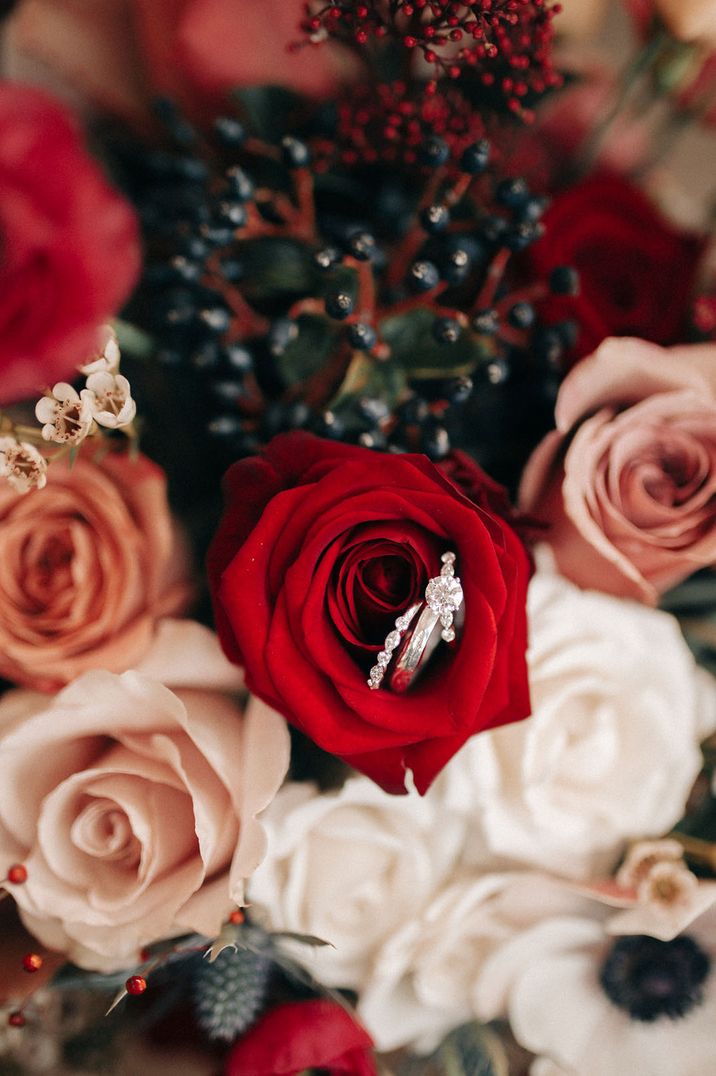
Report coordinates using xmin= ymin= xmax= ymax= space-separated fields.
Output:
xmin=600 ymin=934 xmax=711 ymax=1023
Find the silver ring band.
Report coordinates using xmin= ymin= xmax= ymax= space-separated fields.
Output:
xmin=367 ymin=552 xmax=463 ymax=693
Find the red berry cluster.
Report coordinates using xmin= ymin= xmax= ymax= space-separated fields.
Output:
xmin=300 ymin=0 xmax=563 ymax=117
xmin=333 ymin=80 xmax=485 ymax=167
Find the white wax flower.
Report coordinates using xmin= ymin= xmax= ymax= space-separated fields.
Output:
xmin=81 ymin=371 xmax=136 ymax=429
xmin=35 ymin=383 xmax=93 ymax=445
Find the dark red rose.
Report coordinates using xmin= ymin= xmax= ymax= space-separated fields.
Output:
xmin=207 ymin=432 xmax=531 ymax=795
xmin=529 ymin=173 xmax=704 ymax=360
xmin=439 ymin=449 xmax=544 ymax=552
xmin=0 ymin=83 xmax=140 ymax=404
xmin=225 ymin=1000 xmax=377 ymax=1076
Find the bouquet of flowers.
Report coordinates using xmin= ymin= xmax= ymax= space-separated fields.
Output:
xmin=1 ymin=0 xmax=716 ymax=1072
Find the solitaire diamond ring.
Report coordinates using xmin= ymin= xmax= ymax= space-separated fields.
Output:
xmin=368 ymin=552 xmax=463 ymax=693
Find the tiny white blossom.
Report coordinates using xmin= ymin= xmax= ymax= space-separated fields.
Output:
xmin=0 ymin=438 xmax=48 ymax=493
xmin=79 ymin=325 xmax=121 ymax=376
xmin=35 ymin=383 xmax=93 ymax=445
xmin=80 ymin=372 xmax=136 ymax=430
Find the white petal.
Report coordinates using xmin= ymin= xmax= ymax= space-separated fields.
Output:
xmin=35 ymin=397 xmax=57 ymax=423
xmin=52 ymin=383 xmax=80 ymax=403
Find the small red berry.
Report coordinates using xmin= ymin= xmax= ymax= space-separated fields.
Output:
xmin=6 ymin=864 xmax=27 ymax=885
xmin=125 ymin=975 xmax=147 ymax=996
xmin=8 ymin=1012 xmax=25 ymax=1028
xmin=22 ymin=953 xmax=43 ymax=973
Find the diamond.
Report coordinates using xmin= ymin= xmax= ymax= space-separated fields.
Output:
xmin=395 ymin=615 xmax=409 ymax=632
xmin=425 ymin=574 xmax=463 ymax=616
xmin=377 ymin=651 xmax=390 ymax=668
xmin=441 ymin=552 xmax=456 ymax=564
xmin=369 ymin=665 xmax=383 ymax=681
xmin=442 ymin=626 xmax=456 ymax=643
xmin=385 ymin=630 xmax=401 ymax=651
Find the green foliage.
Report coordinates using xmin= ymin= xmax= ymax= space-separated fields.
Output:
xmin=276 ymin=315 xmax=339 ymax=388
xmin=238 ymin=238 xmax=318 ymax=306
xmin=392 ymin=1022 xmax=510 ymax=1076
xmin=234 ymin=87 xmax=306 ymax=143
xmin=379 ymin=309 xmax=485 ymax=379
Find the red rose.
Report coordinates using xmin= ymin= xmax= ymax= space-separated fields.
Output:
xmin=225 ymin=1000 xmax=377 ymax=1076
xmin=207 ymin=432 xmax=531 ymax=795
xmin=0 ymin=84 xmax=140 ymax=404
xmin=529 ymin=173 xmax=704 ymax=360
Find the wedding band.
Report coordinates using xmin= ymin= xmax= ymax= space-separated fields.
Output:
xmin=367 ymin=602 xmax=422 ymax=690
xmin=389 ymin=602 xmax=441 ymax=694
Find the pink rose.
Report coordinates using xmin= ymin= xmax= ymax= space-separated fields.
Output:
xmin=0 ymin=635 xmax=290 ymax=971
xmin=650 ymin=0 xmax=716 ymax=45
xmin=519 ymin=337 xmax=716 ymax=604
xmin=0 ymin=449 xmax=189 ymax=691
xmin=8 ymin=0 xmax=344 ymax=127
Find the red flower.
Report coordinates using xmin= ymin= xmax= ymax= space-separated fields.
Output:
xmin=529 ymin=173 xmax=704 ymax=360
xmin=0 ymin=84 xmax=140 ymax=404
xmin=225 ymin=1000 xmax=377 ymax=1076
xmin=207 ymin=432 xmax=531 ymax=795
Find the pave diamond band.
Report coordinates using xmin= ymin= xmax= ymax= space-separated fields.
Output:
xmin=367 ymin=603 xmax=422 ymax=690
xmin=368 ymin=552 xmax=463 ymax=693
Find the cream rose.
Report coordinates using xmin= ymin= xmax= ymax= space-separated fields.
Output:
xmin=248 ymin=777 xmax=464 ymax=991
xmin=434 ymin=570 xmax=716 ymax=878
xmin=520 ymin=338 xmax=716 ymax=605
xmin=0 ymin=656 xmax=290 ymax=972
xmin=0 ymin=448 xmax=189 ymax=691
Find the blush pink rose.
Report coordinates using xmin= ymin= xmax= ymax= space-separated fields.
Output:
xmin=8 ymin=0 xmax=345 ymax=127
xmin=650 ymin=0 xmax=716 ymax=45
xmin=0 ymin=659 xmax=290 ymax=971
xmin=0 ymin=449 xmax=189 ymax=691
xmin=519 ymin=337 xmax=716 ymax=604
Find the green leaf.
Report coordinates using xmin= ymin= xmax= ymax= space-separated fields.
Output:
xmin=379 ymin=309 xmax=483 ymax=379
xmin=233 ymin=86 xmax=305 ymax=142
xmin=330 ymin=352 xmax=407 ymax=414
xmin=238 ymin=238 xmax=317 ymax=305
xmin=276 ymin=315 xmax=338 ymax=388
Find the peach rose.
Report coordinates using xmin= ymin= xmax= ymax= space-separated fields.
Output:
xmin=0 ymin=653 xmax=290 ymax=971
xmin=553 ymin=0 xmax=609 ymax=39
xmin=652 ymin=0 xmax=716 ymax=46
xmin=520 ymin=338 xmax=716 ymax=603
xmin=0 ymin=449 xmax=189 ymax=691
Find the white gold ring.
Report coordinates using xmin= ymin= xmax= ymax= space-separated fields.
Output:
xmin=367 ymin=552 xmax=463 ymax=693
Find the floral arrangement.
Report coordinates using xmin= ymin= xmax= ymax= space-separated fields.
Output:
xmin=1 ymin=0 xmax=716 ymax=1073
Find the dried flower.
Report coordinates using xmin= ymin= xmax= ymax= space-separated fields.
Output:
xmin=0 ymin=438 xmax=48 ymax=493
xmin=80 ymin=371 xmax=136 ymax=429
xmin=35 ymin=383 xmax=93 ymax=445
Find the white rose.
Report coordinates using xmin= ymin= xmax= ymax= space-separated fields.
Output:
xmin=358 ymin=870 xmax=587 ymax=1054
xmin=434 ymin=571 xmax=716 ymax=878
xmin=247 ymin=776 xmax=464 ymax=991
